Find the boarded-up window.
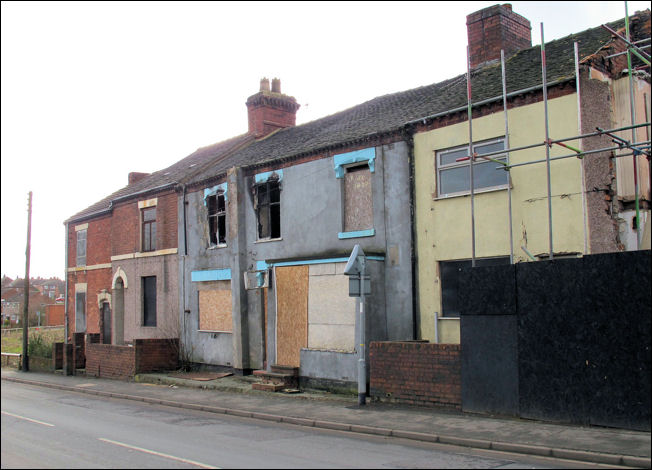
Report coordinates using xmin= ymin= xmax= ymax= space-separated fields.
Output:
xmin=343 ymin=165 xmax=373 ymax=232
xmin=307 ymin=263 xmax=355 ymax=351
xmin=275 ymin=265 xmax=308 ymax=367
xmin=198 ymin=287 xmax=232 ymax=332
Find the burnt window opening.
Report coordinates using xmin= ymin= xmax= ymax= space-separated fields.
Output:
xmin=255 ymin=180 xmax=281 ymax=240
xmin=141 ymin=207 xmax=156 ymax=252
xmin=207 ymin=192 xmax=227 ymax=245
xmin=142 ymin=276 xmax=157 ymax=327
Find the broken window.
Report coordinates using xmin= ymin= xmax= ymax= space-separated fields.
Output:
xmin=343 ymin=164 xmax=373 ymax=233
xmin=255 ymin=180 xmax=281 ymax=240
xmin=142 ymin=276 xmax=157 ymax=327
xmin=436 ymin=138 xmax=508 ymax=197
xmin=440 ymin=256 xmax=510 ymax=317
xmin=141 ymin=207 xmax=156 ymax=252
xmin=207 ymin=192 xmax=227 ymax=246
xmin=76 ymin=229 xmax=87 ymax=266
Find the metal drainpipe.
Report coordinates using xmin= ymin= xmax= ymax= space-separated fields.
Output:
xmin=405 ymin=126 xmax=419 ymax=341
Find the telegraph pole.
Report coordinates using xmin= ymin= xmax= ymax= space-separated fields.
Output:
xmin=22 ymin=191 xmax=32 ymax=372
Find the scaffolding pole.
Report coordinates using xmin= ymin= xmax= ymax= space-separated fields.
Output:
xmin=625 ymin=1 xmax=642 ymax=250
xmin=575 ymin=41 xmax=590 ymax=255
xmin=467 ymin=45 xmax=477 ymax=267
xmin=501 ymin=49 xmax=514 ymax=264
xmin=541 ymin=23 xmax=554 ymax=260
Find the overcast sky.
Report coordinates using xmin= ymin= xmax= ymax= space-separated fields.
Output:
xmin=1 ymin=1 xmax=649 ymax=280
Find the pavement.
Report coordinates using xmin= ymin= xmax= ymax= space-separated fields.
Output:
xmin=1 ymin=368 xmax=650 ymax=469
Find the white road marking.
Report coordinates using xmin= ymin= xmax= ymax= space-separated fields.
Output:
xmin=98 ymin=438 xmax=220 ymax=469
xmin=1 ymin=411 xmax=55 ymax=427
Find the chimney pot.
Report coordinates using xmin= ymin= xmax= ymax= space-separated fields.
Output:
xmin=271 ymin=78 xmax=281 ymax=93
xmin=246 ymin=77 xmax=300 ymax=139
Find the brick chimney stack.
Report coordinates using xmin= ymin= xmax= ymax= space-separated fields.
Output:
xmin=246 ymin=77 xmax=300 ymax=139
xmin=128 ymin=172 xmax=149 ymax=185
xmin=467 ymin=3 xmax=531 ymax=69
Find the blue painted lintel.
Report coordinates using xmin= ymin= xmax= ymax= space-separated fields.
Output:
xmin=338 ymin=229 xmax=375 ymax=239
xmin=254 ymin=169 xmax=283 ymax=183
xmin=257 ymin=254 xmax=384 ymax=270
xmin=191 ymin=268 xmax=232 ymax=282
xmin=333 ymin=148 xmax=376 ymax=178
xmin=203 ymin=182 xmax=228 ymax=205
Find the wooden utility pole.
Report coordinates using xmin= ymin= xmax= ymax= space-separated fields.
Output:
xmin=22 ymin=191 xmax=32 ymax=372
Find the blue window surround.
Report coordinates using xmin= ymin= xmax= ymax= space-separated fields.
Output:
xmin=191 ymin=268 xmax=231 ymax=282
xmin=338 ymin=229 xmax=375 ymax=239
xmin=256 ymin=255 xmax=385 ymax=271
xmin=204 ymin=183 xmax=227 ymax=206
xmin=333 ymin=148 xmax=375 ymax=178
xmin=254 ymin=169 xmax=283 ymax=183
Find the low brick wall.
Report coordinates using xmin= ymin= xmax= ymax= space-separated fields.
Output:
xmin=370 ymin=341 xmax=461 ymax=409
xmin=86 ymin=338 xmax=178 ymax=379
xmin=86 ymin=343 xmax=136 ymax=379
xmin=135 ymin=338 xmax=179 ymax=373
xmin=52 ymin=342 xmax=63 ymax=369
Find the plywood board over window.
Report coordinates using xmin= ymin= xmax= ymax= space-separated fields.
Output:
xmin=198 ymin=286 xmax=232 ymax=332
xmin=275 ymin=265 xmax=309 ymax=367
xmin=344 ymin=165 xmax=373 ymax=232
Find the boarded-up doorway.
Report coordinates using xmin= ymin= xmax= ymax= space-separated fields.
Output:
xmin=275 ymin=265 xmax=308 ymax=367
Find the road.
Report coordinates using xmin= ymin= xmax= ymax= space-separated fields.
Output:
xmin=1 ymin=381 xmax=607 ymax=469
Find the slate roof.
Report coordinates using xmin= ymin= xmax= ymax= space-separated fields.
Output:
xmin=67 ymin=10 xmax=649 ymax=223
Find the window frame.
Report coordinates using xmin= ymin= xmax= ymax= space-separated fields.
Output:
xmin=436 ymin=138 xmax=508 ymax=198
xmin=255 ymin=180 xmax=281 ymax=241
xmin=141 ymin=207 xmax=157 ymax=252
xmin=76 ymin=229 xmax=87 ymax=267
xmin=141 ymin=276 xmax=157 ymax=327
xmin=207 ymin=191 xmax=227 ymax=247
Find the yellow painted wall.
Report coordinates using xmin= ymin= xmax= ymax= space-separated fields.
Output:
xmin=415 ymin=93 xmax=585 ymax=343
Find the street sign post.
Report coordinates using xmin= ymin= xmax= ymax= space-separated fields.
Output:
xmin=344 ymin=244 xmax=369 ymax=405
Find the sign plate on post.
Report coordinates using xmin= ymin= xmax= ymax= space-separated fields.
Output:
xmin=348 ymin=275 xmax=371 ymax=297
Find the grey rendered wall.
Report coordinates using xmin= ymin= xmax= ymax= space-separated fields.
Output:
xmin=178 ymin=188 xmax=235 ymax=368
xmin=252 ymin=142 xmax=413 ymax=379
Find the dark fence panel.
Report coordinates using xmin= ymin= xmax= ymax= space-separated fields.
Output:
xmin=460 ymin=250 xmax=650 ymax=431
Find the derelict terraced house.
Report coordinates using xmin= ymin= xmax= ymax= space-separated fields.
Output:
xmin=63 ymin=3 xmax=649 ymax=388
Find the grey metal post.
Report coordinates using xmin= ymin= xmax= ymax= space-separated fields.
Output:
xmin=358 ymin=255 xmax=367 ymax=406
xmin=541 ymin=23 xmax=554 ymax=260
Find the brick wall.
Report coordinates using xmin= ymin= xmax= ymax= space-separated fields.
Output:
xmin=85 ymin=338 xmax=178 ymax=379
xmin=45 ymin=304 xmax=65 ymax=326
xmin=86 ymin=343 xmax=136 ymax=379
xmin=135 ymin=338 xmax=179 ymax=373
xmin=111 ymin=190 xmax=178 ymax=256
xmin=370 ymin=341 xmax=461 ymax=408
xmin=467 ymin=4 xmax=531 ymax=68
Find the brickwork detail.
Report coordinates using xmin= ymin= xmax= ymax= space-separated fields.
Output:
xmin=467 ymin=4 xmax=531 ymax=68
xmin=370 ymin=341 xmax=461 ymax=408
xmin=85 ymin=338 xmax=178 ymax=379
